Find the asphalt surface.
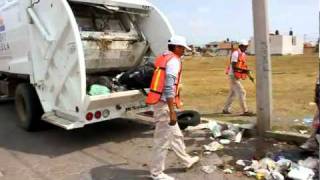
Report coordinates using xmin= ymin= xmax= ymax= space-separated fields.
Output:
xmin=0 ymin=101 xmax=246 ymax=180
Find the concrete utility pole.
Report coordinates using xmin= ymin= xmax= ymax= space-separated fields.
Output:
xmin=252 ymin=0 xmax=272 ymax=135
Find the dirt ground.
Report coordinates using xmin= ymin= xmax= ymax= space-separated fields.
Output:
xmin=182 ymin=54 xmax=318 ymax=132
xmin=1 ymin=101 xmax=316 ymax=180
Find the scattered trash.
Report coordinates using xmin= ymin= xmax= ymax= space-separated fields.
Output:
xmin=221 ymin=130 xmax=236 ymax=139
xmin=203 ymin=151 xmax=212 ymax=155
xmin=203 ymin=141 xmax=224 ymax=152
xmin=223 ymin=168 xmax=233 ymax=174
xmin=236 ymin=160 xmax=246 ymax=167
xmin=259 ymin=158 xmax=276 ymax=170
xmin=207 ymin=121 xmax=222 ymax=138
xmin=185 ymin=123 xmax=208 ymax=131
xmin=266 ymin=171 xmax=284 ymax=180
xmin=244 ymin=160 xmax=259 ymax=171
xmin=288 ymin=164 xmax=315 ymax=180
xmin=219 ymin=139 xmax=231 ymax=145
xmin=276 ymin=158 xmax=292 ymax=171
xmin=256 ymin=172 xmax=266 ymax=180
xmin=244 ymin=171 xmax=256 ymax=177
xmin=235 ymin=129 xmax=245 ymax=143
xmin=201 ymin=165 xmax=217 ymax=174
xmin=298 ymin=157 xmax=319 ymax=170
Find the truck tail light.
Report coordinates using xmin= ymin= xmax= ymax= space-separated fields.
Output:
xmin=95 ymin=111 xmax=102 ymax=119
xmin=86 ymin=112 xmax=93 ymax=121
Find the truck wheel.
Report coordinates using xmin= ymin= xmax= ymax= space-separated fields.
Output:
xmin=15 ymin=83 xmax=44 ymax=131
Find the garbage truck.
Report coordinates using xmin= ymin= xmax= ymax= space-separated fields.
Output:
xmin=0 ymin=0 xmax=175 ymax=131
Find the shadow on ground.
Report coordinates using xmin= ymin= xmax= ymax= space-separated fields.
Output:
xmin=0 ymin=101 xmax=153 ymax=157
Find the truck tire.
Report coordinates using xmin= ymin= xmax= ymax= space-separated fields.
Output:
xmin=177 ymin=110 xmax=201 ymax=130
xmin=15 ymin=83 xmax=44 ymax=131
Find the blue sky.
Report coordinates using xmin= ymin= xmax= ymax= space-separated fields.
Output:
xmin=150 ymin=0 xmax=319 ymax=45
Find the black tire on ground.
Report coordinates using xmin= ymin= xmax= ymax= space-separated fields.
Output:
xmin=177 ymin=110 xmax=201 ymax=130
xmin=15 ymin=83 xmax=44 ymax=131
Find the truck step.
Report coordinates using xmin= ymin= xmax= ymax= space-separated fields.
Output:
xmin=42 ymin=112 xmax=84 ymax=130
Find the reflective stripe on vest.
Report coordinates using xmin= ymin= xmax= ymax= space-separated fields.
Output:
xmin=146 ymin=52 xmax=182 ymax=107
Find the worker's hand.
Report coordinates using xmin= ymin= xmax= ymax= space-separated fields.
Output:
xmin=169 ymin=111 xmax=177 ymax=126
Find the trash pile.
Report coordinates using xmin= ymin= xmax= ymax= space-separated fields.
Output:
xmin=186 ymin=120 xmax=246 ymax=153
xmin=235 ymin=155 xmax=318 ymax=180
xmin=185 ymin=120 xmax=319 ymax=180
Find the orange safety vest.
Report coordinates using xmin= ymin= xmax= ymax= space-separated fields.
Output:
xmin=146 ymin=51 xmax=182 ymax=108
xmin=225 ymin=49 xmax=248 ymax=80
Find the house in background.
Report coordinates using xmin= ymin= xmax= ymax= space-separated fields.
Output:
xmin=204 ymin=40 xmax=235 ymax=56
xmin=249 ymin=30 xmax=304 ymax=55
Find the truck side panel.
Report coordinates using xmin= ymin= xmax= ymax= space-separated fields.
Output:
xmin=28 ymin=0 xmax=86 ymax=118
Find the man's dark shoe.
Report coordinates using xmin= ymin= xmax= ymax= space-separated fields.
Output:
xmin=222 ymin=110 xmax=232 ymax=114
xmin=240 ymin=111 xmax=255 ymax=116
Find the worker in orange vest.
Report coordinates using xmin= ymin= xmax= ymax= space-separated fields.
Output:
xmin=223 ymin=40 xmax=254 ymax=116
xmin=146 ymin=35 xmax=199 ymax=180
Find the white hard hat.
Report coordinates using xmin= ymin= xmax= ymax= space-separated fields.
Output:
xmin=168 ymin=35 xmax=191 ymax=50
xmin=239 ymin=39 xmax=249 ymax=46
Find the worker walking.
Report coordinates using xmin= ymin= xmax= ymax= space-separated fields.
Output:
xmin=222 ymin=40 xmax=254 ymax=116
xmin=146 ymin=35 xmax=199 ymax=180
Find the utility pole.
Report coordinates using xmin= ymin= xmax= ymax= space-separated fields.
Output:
xmin=252 ymin=0 xmax=272 ymax=135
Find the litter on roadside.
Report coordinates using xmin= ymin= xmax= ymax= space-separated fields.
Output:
xmin=244 ymin=171 xmax=256 ymax=177
xmin=298 ymin=157 xmax=319 ymax=170
xmin=288 ymin=164 xmax=315 ymax=180
xmin=219 ymin=139 xmax=231 ymax=145
xmin=207 ymin=121 xmax=222 ymax=138
xmin=235 ymin=129 xmax=245 ymax=143
xmin=185 ymin=123 xmax=208 ymax=131
xmin=236 ymin=160 xmax=246 ymax=167
xmin=223 ymin=168 xmax=233 ymax=174
xmin=201 ymin=165 xmax=217 ymax=174
xmin=203 ymin=141 xmax=224 ymax=152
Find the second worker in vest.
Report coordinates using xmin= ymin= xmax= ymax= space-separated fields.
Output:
xmin=146 ymin=35 xmax=200 ymax=180
xmin=222 ymin=40 xmax=255 ymax=116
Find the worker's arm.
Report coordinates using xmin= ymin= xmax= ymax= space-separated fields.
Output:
xmin=164 ymin=74 xmax=178 ymax=126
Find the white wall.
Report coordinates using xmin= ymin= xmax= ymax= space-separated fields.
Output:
xmin=249 ymin=35 xmax=304 ymax=55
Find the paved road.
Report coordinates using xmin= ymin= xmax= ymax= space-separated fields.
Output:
xmin=0 ymin=101 xmax=246 ymax=180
